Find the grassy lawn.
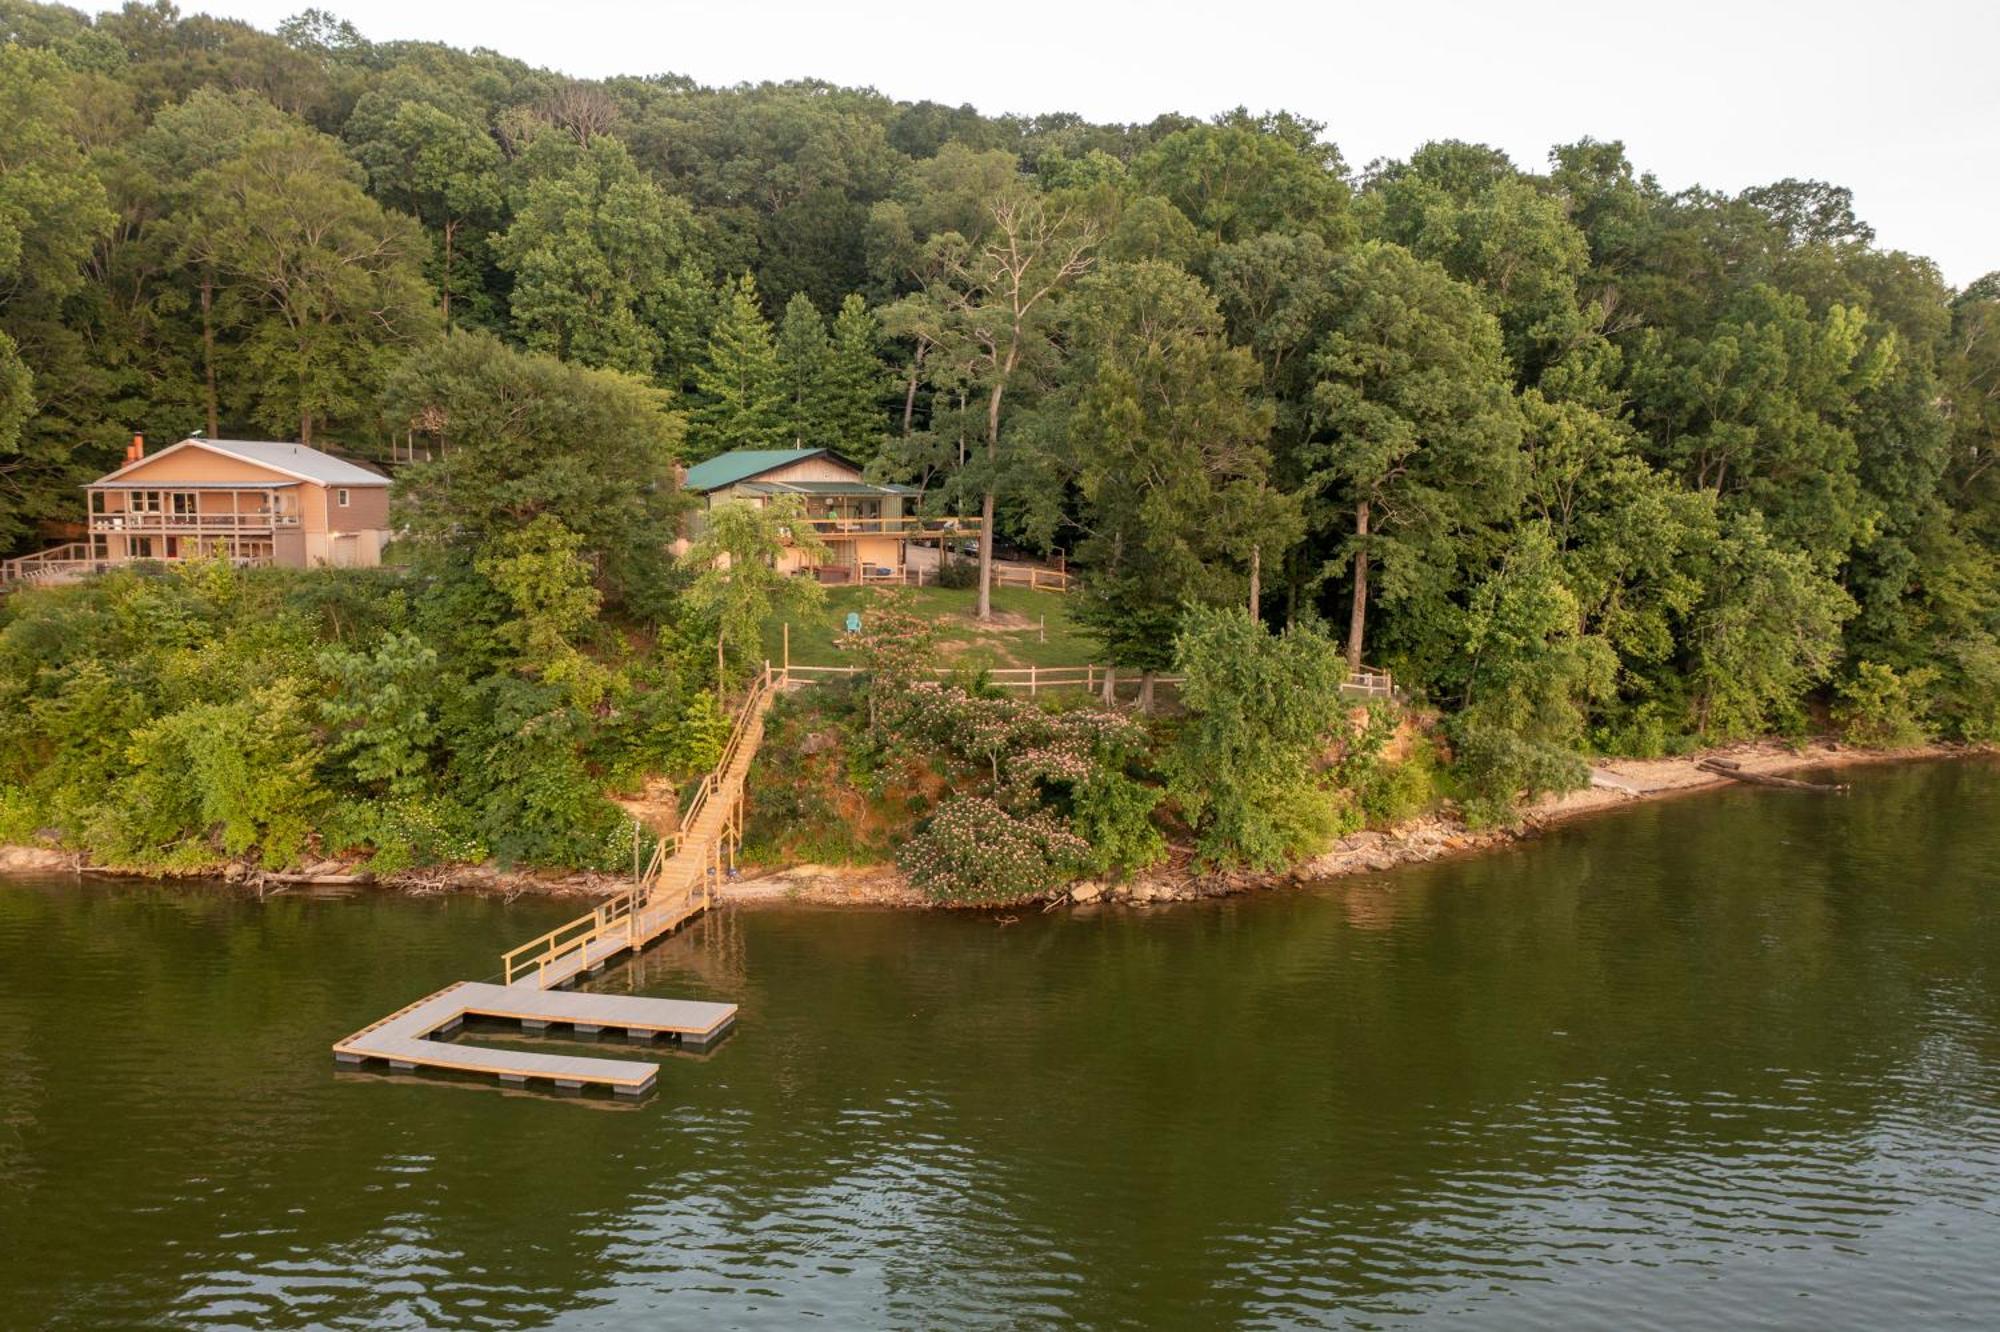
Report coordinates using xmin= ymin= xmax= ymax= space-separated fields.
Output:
xmin=764 ymin=583 xmax=1098 ymax=671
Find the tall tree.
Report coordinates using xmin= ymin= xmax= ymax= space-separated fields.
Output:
xmin=0 ymin=44 xmax=115 ymax=547
xmin=1131 ymin=111 xmax=1353 ymax=247
xmin=690 ymin=273 xmax=788 ymax=459
xmin=1060 ymin=261 xmax=1298 ymax=705
xmin=1307 ymin=241 xmax=1524 ymax=673
xmin=916 ymin=186 xmax=1097 ymax=619
xmin=347 ymin=98 xmax=503 ymax=325
xmin=1362 ymin=141 xmax=1593 ymax=381
xmin=773 ymin=290 xmax=829 ymax=447
xmin=822 ymin=293 xmax=885 ymax=457
xmin=496 ymin=135 xmax=705 ymax=378
xmin=184 ymin=124 xmax=437 ymax=443
xmin=385 ymin=330 xmax=685 ymax=612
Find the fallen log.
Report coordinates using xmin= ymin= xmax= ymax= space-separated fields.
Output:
xmin=1696 ymin=759 xmax=1847 ymax=792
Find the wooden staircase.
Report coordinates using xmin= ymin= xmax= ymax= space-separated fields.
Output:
xmin=501 ymin=664 xmax=778 ymax=988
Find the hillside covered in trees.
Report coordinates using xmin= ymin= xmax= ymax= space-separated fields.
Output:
xmin=1 ymin=1 xmax=1996 ymax=880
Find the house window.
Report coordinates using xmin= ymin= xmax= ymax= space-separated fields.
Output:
xmin=336 ymin=488 xmax=351 ymax=508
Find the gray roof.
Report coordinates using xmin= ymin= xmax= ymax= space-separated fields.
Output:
xmin=193 ymin=438 xmax=390 ymax=485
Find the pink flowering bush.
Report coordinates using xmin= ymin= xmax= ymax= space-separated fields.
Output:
xmin=902 ymin=681 xmax=1147 ymax=805
xmin=898 ymin=795 xmax=1090 ymax=904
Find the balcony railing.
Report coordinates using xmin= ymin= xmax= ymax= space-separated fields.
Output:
xmin=787 ymin=516 xmax=982 ymax=538
xmin=90 ymin=511 xmax=301 ymax=534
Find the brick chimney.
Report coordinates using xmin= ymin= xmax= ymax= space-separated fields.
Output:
xmin=124 ymin=433 xmax=145 ymax=465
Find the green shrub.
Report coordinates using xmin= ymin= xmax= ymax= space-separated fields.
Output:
xmin=1332 ymin=704 xmax=1437 ymax=827
xmin=1361 ymin=739 xmax=1441 ymax=826
xmin=324 ymin=795 xmax=490 ymax=873
xmin=1070 ymin=769 xmax=1166 ymax=877
xmin=1833 ymin=661 xmax=1936 ymax=748
xmin=0 ymin=785 xmax=40 ymax=844
xmin=930 ymin=556 xmax=979 ymax=589
xmin=1449 ymin=718 xmax=1589 ymax=828
xmin=1167 ymin=607 xmax=1350 ymax=868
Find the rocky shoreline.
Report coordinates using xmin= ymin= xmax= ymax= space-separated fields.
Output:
xmin=717 ymin=738 xmax=1985 ymax=910
xmin=3 ymin=739 xmax=1983 ymax=906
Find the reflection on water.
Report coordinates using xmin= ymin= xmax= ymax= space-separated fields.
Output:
xmin=1 ymin=758 xmax=1997 ymax=1328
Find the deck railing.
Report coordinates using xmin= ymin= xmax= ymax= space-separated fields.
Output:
xmin=1 ymin=550 xmax=274 ymax=585
xmin=792 ymin=516 xmax=981 ymax=537
xmin=779 ymin=661 xmax=1394 ymax=700
xmin=91 ymin=511 xmax=300 ymax=534
xmin=819 ymin=562 xmax=1069 ymax=592
xmin=0 ymin=542 xmax=96 ymax=583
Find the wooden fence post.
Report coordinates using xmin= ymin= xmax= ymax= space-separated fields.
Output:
xmin=782 ymin=621 xmax=789 ymax=685
xmin=1030 ymin=664 xmax=1038 ymax=697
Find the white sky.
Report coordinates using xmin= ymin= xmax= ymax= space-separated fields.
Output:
xmin=197 ymin=0 xmax=1997 ymax=287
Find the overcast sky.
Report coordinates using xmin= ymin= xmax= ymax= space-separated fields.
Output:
xmin=201 ymin=0 xmax=1997 ymax=287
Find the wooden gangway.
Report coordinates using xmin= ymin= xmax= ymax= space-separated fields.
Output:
xmin=499 ymin=663 xmax=776 ymax=988
xmin=331 ymin=665 xmax=777 ymax=1093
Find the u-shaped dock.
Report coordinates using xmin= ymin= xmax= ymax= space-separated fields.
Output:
xmin=333 ymin=981 xmax=736 ymax=1095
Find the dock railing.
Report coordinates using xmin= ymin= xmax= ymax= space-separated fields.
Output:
xmin=501 ymin=884 xmax=643 ymax=987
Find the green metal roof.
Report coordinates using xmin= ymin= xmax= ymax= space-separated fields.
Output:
xmin=683 ymin=448 xmax=849 ymax=492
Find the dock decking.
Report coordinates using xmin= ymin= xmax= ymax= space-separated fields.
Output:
xmin=333 ymin=981 xmax=737 ymax=1094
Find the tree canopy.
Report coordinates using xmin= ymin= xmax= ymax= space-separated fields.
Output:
xmin=0 ymin=0 xmax=1993 ymax=811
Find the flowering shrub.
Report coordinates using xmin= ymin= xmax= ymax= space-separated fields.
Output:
xmin=902 ymin=681 xmax=1147 ymax=803
xmin=839 ymin=591 xmax=940 ymax=734
xmin=898 ymin=796 xmax=1089 ymax=904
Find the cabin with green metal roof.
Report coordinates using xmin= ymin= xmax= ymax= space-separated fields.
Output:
xmin=677 ymin=447 xmax=976 ymax=583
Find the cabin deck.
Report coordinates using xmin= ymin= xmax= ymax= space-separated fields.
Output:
xmin=332 ymin=980 xmax=737 ymax=1094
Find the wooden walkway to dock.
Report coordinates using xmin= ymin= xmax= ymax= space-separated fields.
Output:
xmin=332 ymin=666 xmax=778 ymax=1095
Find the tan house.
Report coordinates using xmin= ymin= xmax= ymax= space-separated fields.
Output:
xmin=2 ymin=435 xmax=393 ymax=583
xmin=677 ymin=447 xmax=976 ymax=582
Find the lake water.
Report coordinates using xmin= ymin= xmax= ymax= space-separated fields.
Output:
xmin=1 ymin=758 xmax=1996 ymax=1329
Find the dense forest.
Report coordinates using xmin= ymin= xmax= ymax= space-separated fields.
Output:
xmin=1 ymin=1 xmax=1996 ymax=884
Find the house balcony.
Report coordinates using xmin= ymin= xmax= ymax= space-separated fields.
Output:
xmin=89 ymin=511 xmax=301 ymax=535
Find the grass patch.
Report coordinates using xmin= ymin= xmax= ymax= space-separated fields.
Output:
xmin=764 ymin=584 xmax=1098 ymax=672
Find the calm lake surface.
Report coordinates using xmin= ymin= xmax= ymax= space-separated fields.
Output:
xmin=1 ymin=759 xmax=1997 ymax=1329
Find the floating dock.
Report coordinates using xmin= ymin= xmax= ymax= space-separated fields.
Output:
xmin=332 ymin=981 xmax=736 ymax=1096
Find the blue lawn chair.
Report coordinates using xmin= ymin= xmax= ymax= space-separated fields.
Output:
xmin=844 ymin=611 xmax=862 ymax=634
